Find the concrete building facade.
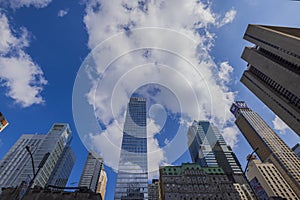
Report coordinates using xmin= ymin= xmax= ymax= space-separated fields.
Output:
xmin=240 ymin=24 xmax=300 ymax=136
xmin=159 ymin=163 xmax=241 ymax=200
xmin=247 ymin=156 xmax=297 ymax=199
xmin=96 ymin=169 xmax=107 ymax=199
xmin=292 ymin=143 xmax=300 ymax=158
xmin=231 ymin=101 xmax=300 ymax=197
xmin=148 ymin=179 xmax=159 ymax=200
xmin=79 ymin=152 xmax=106 ymax=199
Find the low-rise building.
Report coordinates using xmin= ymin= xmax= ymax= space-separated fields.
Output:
xmin=159 ymin=163 xmax=240 ymax=200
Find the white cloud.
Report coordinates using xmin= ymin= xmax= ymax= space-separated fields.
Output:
xmin=147 ymin=118 xmax=168 ymax=179
xmin=75 ymin=0 xmax=239 ymax=175
xmin=218 ymin=61 xmax=234 ymax=84
xmin=218 ymin=9 xmax=237 ymax=27
xmin=222 ymin=126 xmax=239 ymax=147
xmin=272 ymin=115 xmax=289 ymax=134
xmin=58 ymin=9 xmax=69 ymax=17
xmin=88 ymin=120 xmax=123 ymax=171
xmin=1 ymin=0 xmax=52 ymax=9
xmin=0 ymin=13 xmax=47 ymax=107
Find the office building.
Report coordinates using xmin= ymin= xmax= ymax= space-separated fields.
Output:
xmin=148 ymin=179 xmax=159 ymax=200
xmin=79 ymin=152 xmax=106 ymax=199
xmin=114 ymin=97 xmax=148 ymax=200
xmin=0 ymin=123 xmax=74 ymax=191
xmin=159 ymin=163 xmax=241 ymax=200
xmin=0 ymin=134 xmax=45 ymax=190
xmin=29 ymin=123 xmax=73 ymax=188
xmin=187 ymin=121 xmax=252 ymax=189
xmin=47 ymin=146 xmax=76 ymax=188
xmin=187 ymin=121 xmax=255 ymax=199
xmin=231 ymin=101 xmax=300 ymax=197
xmin=187 ymin=121 xmax=218 ymax=167
xmin=240 ymin=24 xmax=300 ymax=136
xmin=0 ymin=112 xmax=8 ymax=132
xmin=96 ymin=169 xmax=107 ymax=200
xmin=292 ymin=143 xmax=300 ymax=158
xmin=247 ymin=155 xmax=297 ymax=199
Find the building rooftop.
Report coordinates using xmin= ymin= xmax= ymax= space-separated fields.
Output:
xmin=160 ymin=163 xmax=225 ymax=176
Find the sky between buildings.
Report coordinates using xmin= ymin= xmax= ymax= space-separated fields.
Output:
xmin=0 ymin=1 xmax=299 ymax=200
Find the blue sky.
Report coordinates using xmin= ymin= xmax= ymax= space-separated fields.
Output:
xmin=0 ymin=0 xmax=300 ymax=199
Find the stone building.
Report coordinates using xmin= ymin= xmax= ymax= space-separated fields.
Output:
xmin=159 ymin=163 xmax=241 ymax=200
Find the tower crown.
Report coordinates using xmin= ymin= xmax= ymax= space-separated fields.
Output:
xmin=230 ymin=101 xmax=249 ymax=117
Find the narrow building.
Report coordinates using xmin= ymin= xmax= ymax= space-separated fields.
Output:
xmin=231 ymin=101 xmax=300 ymax=197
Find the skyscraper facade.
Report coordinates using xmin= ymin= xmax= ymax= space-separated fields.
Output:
xmin=79 ymin=152 xmax=106 ymax=198
xmin=159 ymin=163 xmax=241 ymax=200
xmin=187 ymin=121 xmax=255 ymax=199
xmin=0 ymin=123 xmax=74 ymax=191
xmin=187 ymin=121 xmax=218 ymax=167
xmin=247 ymin=155 xmax=297 ymax=199
xmin=231 ymin=101 xmax=300 ymax=197
xmin=96 ymin=169 xmax=107 ymax=200
xmin=0 ymin=134 xmax=45 ymax=190
xmin=148 ymin=179 xmax=159 ymax=200
xmin=114 ymin=97 xmax=148 ymax=200
xmin=30 ymin=123 xmax=73 ymax=188
xmin=240 ymin=24 xmax=300 ymax=136
xmin=188 ymin=121 xmax=244 ymax=181
xmin=47 ymin=146 xmax=76 ymax=188
xmin=292 ymin=143 xmax=300 ymax=158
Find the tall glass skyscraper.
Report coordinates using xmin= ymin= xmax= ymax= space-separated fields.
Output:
xmin=114 ymin=97 xmax=148 ymax=200
xmin=187 ymin=120 xmax=245 ymax=179
xmin=187 ymin=121 xmax=255 ymax=199
xmin=47 ymin=146 xmax=75 ymax=188
xmin=0 ymin=134 xmax=45 ymax=190
xmin=31 ymin=123 xmax=73 ymax=188
xmin=187 ymin=120 xmax=219 ymax=167
xmin=0 ymin=123 xmax=75 ymax=191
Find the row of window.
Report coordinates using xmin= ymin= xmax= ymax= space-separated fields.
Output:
xmin=246 ymin=67 xmax=300 ymax=124
xmin=245 ymin=33 xmax=300 ymax=60
xmin=258 ymin=48 xmax=300 ymax=75
xmin=164 ymin=192 xmax=240 ymax=200
xmin=249 ymin=66 xmax=300 ymax=109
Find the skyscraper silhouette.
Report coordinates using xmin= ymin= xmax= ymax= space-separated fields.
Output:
xmin=114 ymin=97 xmax=148 ymax=200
